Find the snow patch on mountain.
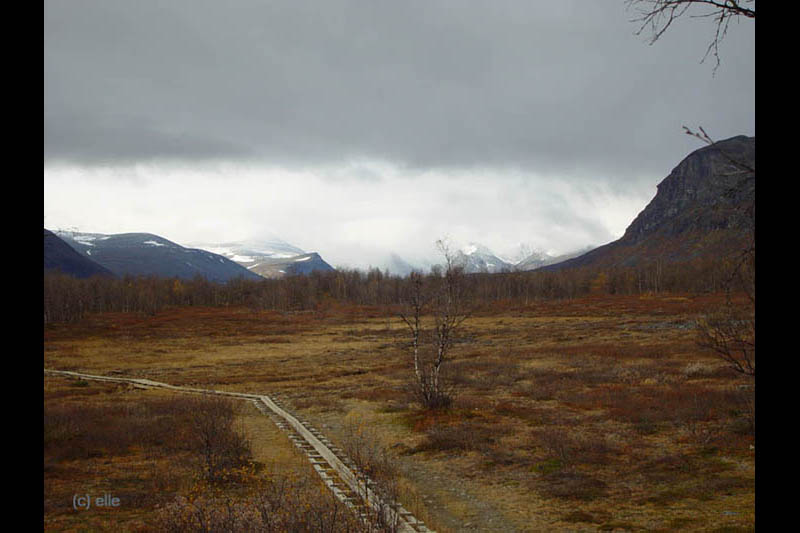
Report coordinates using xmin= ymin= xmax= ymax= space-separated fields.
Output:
xmin=452 ymin=242 xmax=513 ymax=274
xmin=461 ymin=244 xmax=478 ymax=255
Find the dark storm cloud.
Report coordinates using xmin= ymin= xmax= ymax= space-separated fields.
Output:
xmin=43 ymin=110 xmax=254 ymax=164
xmin=44 ymin=0 xmax=754 ymax=180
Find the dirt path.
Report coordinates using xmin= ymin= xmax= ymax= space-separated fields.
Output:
xmin=44 ymin=368 xmax=434 ymax=533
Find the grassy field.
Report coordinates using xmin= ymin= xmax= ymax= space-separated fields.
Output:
xmin=43 ymin=293 xmax=755 ymax=532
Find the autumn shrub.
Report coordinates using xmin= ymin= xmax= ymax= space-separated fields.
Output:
xmin=729 ymin=384 xmax=755 ymax=436
xmin=634 ymin=452 xmax=753 ymax=507
xmin=185 ymin=395 xmax=253 ymax=483
xmin=340 ymin=420 xmax=398 ymax=484
xmin=517 ymin=367 xmax=581 ymax=402
xmin=43 ymin=394 xmax=252 ymax=466
xmin=492 ymin=399 xmax=553 ymax=424
xmin=339 ymin=419 xmax=404 ymax=531
xmin=44 ymin=400 xmax=184 ymax=461
xmin=534 ymin=427 xmax=575 ymax=465
xmin=43 ymin=405 xmax=85 ymax=460
xmin=533 ymin=427 xmax=616 ymax=467
xmin=415 ymin=421 xmax=504 ymax=454
xmin=350 ymin=386 xmax=404 ymax=404
xmin=564 ymin=383 xmax=735 ymax=433
xmin=682 ymin=361 xmax=729 ymax=379
xmin=564 ymin=356 xmax=619 ymax=385
xmin=696 ymin=301 xmax=755 ymax=377
xmin=154 ymin=474 xmax=363 ymax=532
xmin=537 ymin=470 xmax=608 ymax=501
xmin=448 ymin=358 xmax=524 ymax=390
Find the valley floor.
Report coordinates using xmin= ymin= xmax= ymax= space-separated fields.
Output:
xmin=43 ymin=293 xmax=755 ymax=532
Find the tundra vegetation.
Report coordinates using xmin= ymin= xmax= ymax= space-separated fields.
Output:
xmin=44 ymin=251 xmax=755 ymax=531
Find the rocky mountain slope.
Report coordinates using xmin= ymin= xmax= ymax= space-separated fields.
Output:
xmin=538 ymin=135 xmax=755 ymax=271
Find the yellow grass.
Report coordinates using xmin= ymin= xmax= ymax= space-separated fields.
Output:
xmin=44 ymin=294 xmax=755 ymax=531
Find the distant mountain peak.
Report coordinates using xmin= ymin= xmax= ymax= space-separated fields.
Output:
xmin=451 ymin=242 xmax=512 ymax=274
xmin=53 ymin=230 xmax=263 ymax=282
xmin=189 ymin=239 xmax=334 ymax=279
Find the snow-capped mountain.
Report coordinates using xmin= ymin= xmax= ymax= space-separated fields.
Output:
xmin=450 ymin=241 xmax=599 ymax=273
xmin=515 ymin=245 xmax=596 ymax=271
xmin=191 ymin=238 xmax=306 ymax=263
xmin=188 ymin=238 xmax=335 ymax=279
xmin=455 ymin=243 xmax=513 ymax=274
xmin=497 ymin=243 xmax=534 ymax=265
xmin=54 ymin=230 xmax=263 ymax=282
xmin=377 ymin=243 xmax=595 ymax=276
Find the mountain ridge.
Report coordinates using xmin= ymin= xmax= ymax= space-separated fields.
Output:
xmin=44 ymin=229 xmax=116 ymax=278
xmin=53 ymin=230 xmax=264 ymax=283
xmin=537 ymin=135 xmax=755 ymax=272
xmin=188 ymin=239 xmax=336 ymax=279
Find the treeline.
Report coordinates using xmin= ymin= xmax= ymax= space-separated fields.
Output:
xmin=43 ymin=254 xmax=743 ymax=324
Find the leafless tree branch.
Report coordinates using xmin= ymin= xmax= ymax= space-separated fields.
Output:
xmin=626 ymin=0 xmax=755 ymax=74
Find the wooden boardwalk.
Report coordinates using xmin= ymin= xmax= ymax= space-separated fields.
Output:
xmin=44 ymin=369 xmax=433 ymax=532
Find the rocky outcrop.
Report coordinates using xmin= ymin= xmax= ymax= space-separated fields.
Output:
xmin=622 ymin=135 xmax=754 ymax=243
xmin=539 ymin=135 xmax=755 ymax=271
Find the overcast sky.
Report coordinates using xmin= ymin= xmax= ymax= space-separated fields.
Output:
xmin=44 ymin=0 xmax=755 ymax=270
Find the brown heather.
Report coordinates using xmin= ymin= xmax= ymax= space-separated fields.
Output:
xmin=44 ymin=291 xmax=754 ymax=532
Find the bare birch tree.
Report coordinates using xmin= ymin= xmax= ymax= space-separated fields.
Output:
xmin=429 ymin=239 xmax=470 ymax=404
xmin=399 ymin=239 xmax=470 ymax=409
xmin=399 ymin=271 xmax=429 ymax=400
